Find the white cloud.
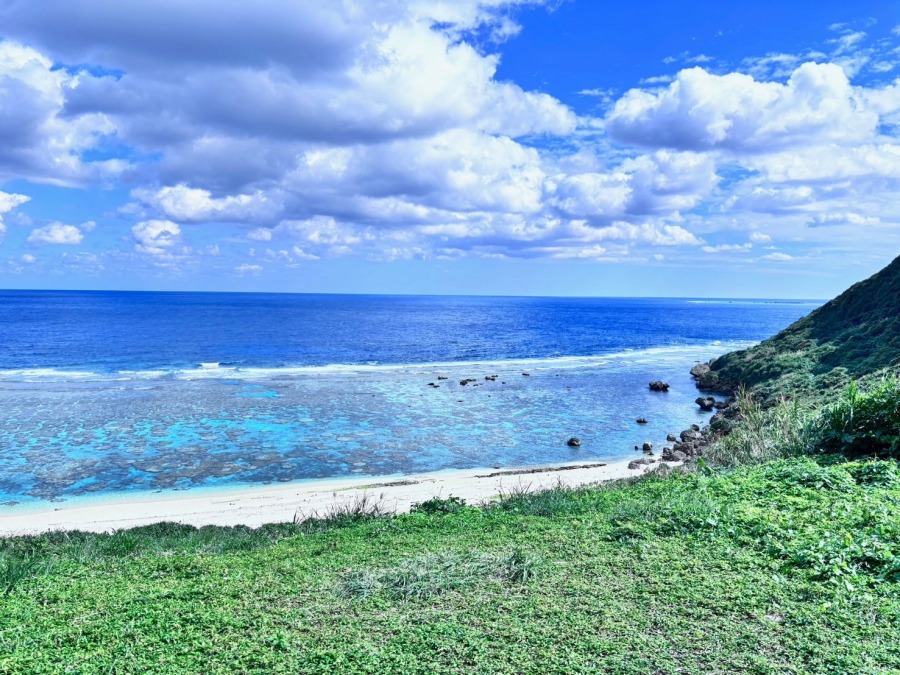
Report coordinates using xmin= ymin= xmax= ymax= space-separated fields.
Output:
xmin=762 ymin=252 xmax=794 ymax=261
xmin=20 ymin=253 xmax=36 ymax=263
xmin=235 ymin=263 xmax=262 ymax=275
xmin=0 ymin=2 xmax=898 ymax=271
xmin=131 ymin=219 xmax=181 ymax=255
xmin=27 ymin=222 xmax=84 ymax=245
xmin=0 ymin=41 xmax=117 ymax=184
xmin=607 ymin=63 xmax=877 ymax=152
xmin=0 ymin=191 xmax=31 ymax=214
xmin=134 ymin=185 xmax=276 ymax=222
xmin=701 ymin=243 xmax=752 ymax=253
xmin=809 ymin=212 xmax=881 ymax=228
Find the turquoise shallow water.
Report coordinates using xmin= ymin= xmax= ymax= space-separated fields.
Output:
xmin=2 ymin=345 xmax=736 ymax=504
xmin=0 ymin=292 xmax=820 ymax=505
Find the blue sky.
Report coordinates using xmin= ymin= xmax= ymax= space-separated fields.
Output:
xmin=1 ymin=0 xmax=900 ymax=298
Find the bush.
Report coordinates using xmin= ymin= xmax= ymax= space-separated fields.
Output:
xmin=411 ymin=495 xmax=468 ymax=515
xmin=704 ymin=388 xmax=811 ymax=467
xmin=811 ymin=376 xmax=900 ymax=459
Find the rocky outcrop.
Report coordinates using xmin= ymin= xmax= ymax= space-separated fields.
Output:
xmin=636 ymin=417 xmax=648 ymax=425
xmin=628 ymin=458 xmax=656 ymax=470
xmin=696 ymin=396 xmax=716 ymax=411
xmin=567 ymin=437 xmax=581 ymax=447
xmin=649 ymin=381 xmax=670 ymax=392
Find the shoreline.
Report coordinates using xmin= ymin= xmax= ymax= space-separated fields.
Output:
xmin=0 ymin=457 xmax=667 ymax=536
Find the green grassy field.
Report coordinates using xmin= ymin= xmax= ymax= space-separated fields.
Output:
xmin=2 ymin=454 xmax=899 ymax=673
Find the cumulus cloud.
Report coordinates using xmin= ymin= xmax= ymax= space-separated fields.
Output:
xmin=0 ymin=190 xmax=30 ymax=240
xmin=0 ymin=41 xmax=118 ymax=184
xmin=27 ymin=222 xmax=84 ymax=245
xmin=1 ymin=2 xmax=899 ymax=272
xmin=131 ymin=219 xmax=181 ymax=255
xmin=607 ymin=63 xmax=877 ymax=152
xmin=133 ymin=185 xmax=277 ymax=222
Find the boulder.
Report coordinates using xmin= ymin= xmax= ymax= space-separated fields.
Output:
xmin=690 ymin=362 xmax=711 ymax=379
xmin=642 ymin=442 xmax=653 ymax=453
xmin=648 ymin=381 xmax=670 ymax=392
xmin=680 ymin=429 xmax=702 ymax=443
xmin=459 ymin=380 xmax=468 ymax=386
xmin=567 ymin=437 xmax=581 ymax=447
xmin=666 ymin=433 xmax=677 ymax=442
xmin=628 ymin=458 xmax=655 ymax=470
xmin=636 ymin=417 xmax=649 ymax=424
xmin=695 ymin=396 xmax=716 ymax=411
xmin=522 ymin=372 xmax=531 ymax=377
xmin=690 ymin=424 xmax=701 ymax=432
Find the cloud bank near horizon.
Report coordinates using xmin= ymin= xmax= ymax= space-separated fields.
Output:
xmin=1 ymin=0 xmax=899 ymax=282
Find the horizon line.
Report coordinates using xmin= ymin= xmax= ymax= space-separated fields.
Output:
xmin=0 ymin=287 xmax=827 ymax=302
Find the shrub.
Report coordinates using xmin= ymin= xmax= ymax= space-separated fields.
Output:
xmin=704 ymin=388 xmax=811 ymax=467
xmin=411 ymin=495 xmax=468 ymax=515
xmin=811 ymin=376 xmax=900 ymax=459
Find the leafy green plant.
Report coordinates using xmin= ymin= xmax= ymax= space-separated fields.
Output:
xmin=411 ymin=495 xmax=468 ymax=515
xmin=764 ymin=459 xmax=856 ymax=492
xmin=846 ymin=460 xmax=899 ymax=487
xmin=811 ymin=376 xmax=900 ymax=459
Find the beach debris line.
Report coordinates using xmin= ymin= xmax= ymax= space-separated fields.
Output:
xmin=475 ymin=462 xmax=606 ymax=478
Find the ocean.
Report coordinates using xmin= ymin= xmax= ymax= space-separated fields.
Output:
xmin=0 ymin=291 xmax=819 ymax=506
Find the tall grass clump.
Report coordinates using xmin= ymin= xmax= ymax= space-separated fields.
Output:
xmin=294 ymin=492 xmax=393 ymax=533
xmin=0 ymin=552 xmax=48 ymax=596
xmin=704 ymin=387 xmax=812 ymax=467
xmin=810 ymin=375 xmax=900 ymax=459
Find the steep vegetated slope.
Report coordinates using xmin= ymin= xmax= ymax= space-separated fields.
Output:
xmin=698 ymin=254 xmax=900 ymax=402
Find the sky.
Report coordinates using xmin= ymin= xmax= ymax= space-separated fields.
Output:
xmin=1 ymin=0 xmax=900 ymax=298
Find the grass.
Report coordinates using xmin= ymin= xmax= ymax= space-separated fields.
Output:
xmin=704 ymin=387 xmax=812 ymax=467
xmin=1 ymin=456 xmax=899 ymax=673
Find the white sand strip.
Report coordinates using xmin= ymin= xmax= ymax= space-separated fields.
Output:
xmin=0 ymin=458 xmax=665 ymax=536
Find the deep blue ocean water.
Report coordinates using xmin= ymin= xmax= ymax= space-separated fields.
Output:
xmin=0 ymin=291 xmax=820 ymax=506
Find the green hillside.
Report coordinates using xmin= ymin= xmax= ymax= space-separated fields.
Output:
xmin=699 ymin=254 xmax=900 ymax=401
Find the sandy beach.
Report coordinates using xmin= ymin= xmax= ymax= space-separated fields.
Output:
xmin=0 ymin=457 xmax=664 ymax=536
